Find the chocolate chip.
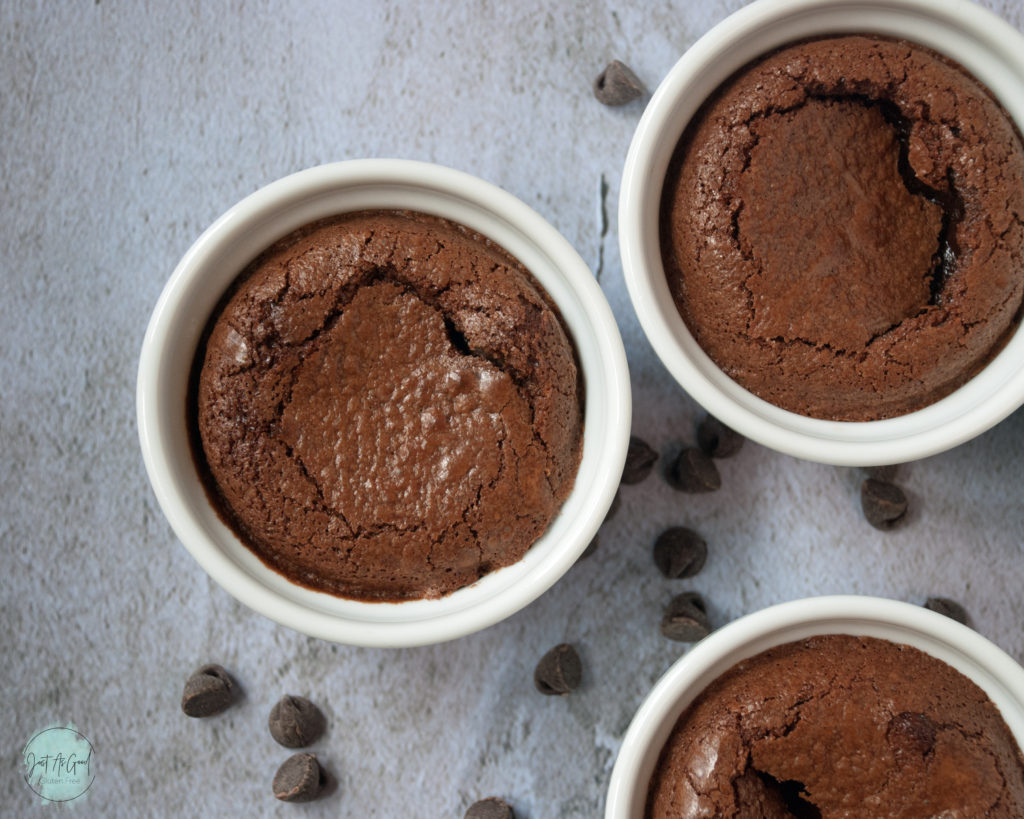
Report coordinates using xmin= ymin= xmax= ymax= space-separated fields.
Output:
xmin=888 ymin=712 xmax=936 ymax=755
xmin=593 ymin=59 xmax=645 ymax=106
xmin=268 ymin=695 xmax=326 ymax=748
xmin=534 ymin=643 xmax=582 ymax=696
xmin=181 ymin=664 xmax=235 ymax=718
xmin=273 ymin=752 xmax=325 ymax=803
xmin=622 ymin=436 xmax=658 ymax=484
xmin=863 ymin=464 xmax=898 ymax=482
xmin=667 ymin=448 xmax=721 ymax=493
xmin=465 ymin=797 xmax=515 ymax=819
xmin=860 ymin=478 xmax=907 ymax=530
xmin=660 ymin=593 xmax=711 ymax=642
xmin=653 ymin=527 xmax=707 ymax=578
xmin=924 ymin=596 xmax=969 ymax=625
xmin=697 ymin=415 xmax=744 ymax=458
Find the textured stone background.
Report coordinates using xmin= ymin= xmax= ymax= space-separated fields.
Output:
xmin=3 ymin=1 xmax=1023 ymax=816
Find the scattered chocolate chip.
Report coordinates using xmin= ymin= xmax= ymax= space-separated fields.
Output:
xmin=181 ymin=664 xmax=235 ymax=718
xmin=888 ymin=712 xmax=936 ymax=755
xmin=697 ymin=415 xmax=744 ymax=458
xmin=581 ymin=535 xmax=599 ymax=559
xmin=667 ymin=448 xmax=721 ymax=493
xmin=660 ymin=593 xmax=711 ymax=642
xmin=534 ymin=643 xmax=582 ymax=696
xmin=593 ymin=59 xmax=645 ymax=106
xmin=653 ymin=527 xmax=707 ymax=579
xmin=622 ymin=436 xmax=658 ymax=484
xmin=273 ymin=752 xmax=325 ymax=803
xmin=465 ymin=797 xmax=516 ymax=819
xmin=863 ymin=464 xmax=898 ymax=482
xmin=860 ymin=478 xmax=908 ymax=530
xmin=924 ymin=596 xmax=969 ymax=625
xmin=268 ymin=695 xmax=326 ymax=748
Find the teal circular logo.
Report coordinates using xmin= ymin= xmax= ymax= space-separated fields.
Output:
xmin=22 ymin=724 xmax=94 ymax=804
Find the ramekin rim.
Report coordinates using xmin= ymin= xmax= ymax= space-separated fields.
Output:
xmin=605 ymin=593 xmax=1024 ymax=817
xmin=619 ymin=0 xmax=1024 ymax=465
xmin=138 ymin=158 xmax=631 ymax=647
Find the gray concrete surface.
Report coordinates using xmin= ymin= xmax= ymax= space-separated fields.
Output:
xmin=3 ymin=1 xmax=1023 ymax=816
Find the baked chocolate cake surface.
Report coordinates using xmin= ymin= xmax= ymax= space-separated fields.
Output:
xmin=646 ymin=634 xmax=1024 ymax=818
xmin=661 ymin=36 xmax=1024 ymax=420
xmin=193 ymin=210 xmax=583 ymax=601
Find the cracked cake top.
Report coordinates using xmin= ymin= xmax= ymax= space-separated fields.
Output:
xmin=190 ymin=210 xmax=583 ymax=602
xmin=645 ymin=634 xmax=1024 ymax=818
xmin=661 ymin=35 xmax=1024 ymax=421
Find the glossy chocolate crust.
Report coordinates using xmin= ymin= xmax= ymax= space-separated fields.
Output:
xmin=646 ymin=635 xmax=1024 ymax=818
xmin=192 ymin=210 xmax=583 ymax=601
xmin=661 ymin=36 xmax=1024 ymax=420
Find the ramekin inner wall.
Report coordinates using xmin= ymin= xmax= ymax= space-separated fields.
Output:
xmin=139 ymin=161 xmax=630 ymax=646
xmin=620 ymin=0 xmax=1024 ymax=465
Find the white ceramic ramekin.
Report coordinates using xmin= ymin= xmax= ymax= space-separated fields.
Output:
xmin=605 ymin=595 xmax=1024 ymax=818
xmin=138 ymin=159 xmax=631 ymax=647
xmin=620 ymin=0 xmax=1024 ymax=466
